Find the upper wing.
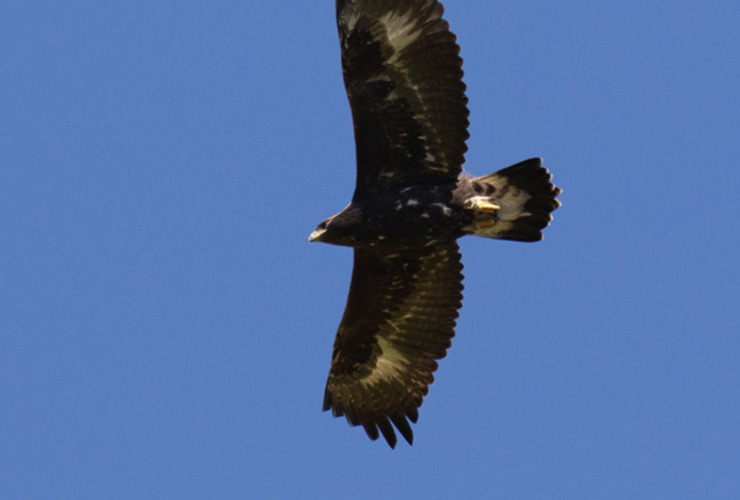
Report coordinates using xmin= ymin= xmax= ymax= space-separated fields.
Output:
xmin=336 ymin=0 xmax=469 ymax=195
xmin=323 ymin=241 xmax=464 ymax=448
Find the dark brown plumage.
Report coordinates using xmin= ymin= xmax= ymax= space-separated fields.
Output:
xmin=309 ymin=0 xmax=561 ymax=448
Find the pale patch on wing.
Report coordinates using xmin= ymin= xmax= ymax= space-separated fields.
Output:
xmin=340 ymin=5 xmax=424 ymax=55
xmin=360 ymin=336 xmax=408 ymax=387
xmin=379 ymin=10 xmax=425 ymax=57
xmin=340 ymin=6 xmax=362 ymax=32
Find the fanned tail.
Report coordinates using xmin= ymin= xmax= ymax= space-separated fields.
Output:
xmin=463 ymin=158 xmax=561 ymax=242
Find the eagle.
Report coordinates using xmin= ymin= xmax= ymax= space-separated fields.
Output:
xmin=309 ymin=0 xmax=561 ymax=448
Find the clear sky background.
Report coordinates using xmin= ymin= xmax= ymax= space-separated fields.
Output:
xmin=2 ymin=1 xmax=739 ymax=498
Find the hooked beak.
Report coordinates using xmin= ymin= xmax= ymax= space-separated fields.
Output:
xmin=308 ymin=228 xmax=326 ymax=243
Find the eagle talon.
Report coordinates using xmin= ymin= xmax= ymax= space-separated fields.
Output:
xmin=463 ymin=197 xmax=500 ymax=213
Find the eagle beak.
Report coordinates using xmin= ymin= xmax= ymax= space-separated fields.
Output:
xmin=308 ymin=228 xmax=325 ymax=243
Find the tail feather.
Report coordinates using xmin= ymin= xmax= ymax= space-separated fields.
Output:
xmin=464 ymin=158 xmax=561 ymax=242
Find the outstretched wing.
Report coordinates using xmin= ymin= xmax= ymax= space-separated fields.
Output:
xmin=337 ymin=0 xmax=469 ymax=195
xmin=323 ymin=241 xmax=464 ymax=448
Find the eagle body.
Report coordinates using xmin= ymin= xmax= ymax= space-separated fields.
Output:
xmin=310 ymin=0 xmax=561 ymax=448
xmin=311 ymin=183 xmax=462 ymax=250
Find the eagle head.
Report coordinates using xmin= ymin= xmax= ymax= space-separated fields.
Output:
xmin=308 ymin=216 xmax=333 ymax=243
xmin=309 ymin=205 xmax=361 ymax=246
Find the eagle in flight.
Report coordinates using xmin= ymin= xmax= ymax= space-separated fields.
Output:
xmin=309 ymin=0 xmax=561 ymax=448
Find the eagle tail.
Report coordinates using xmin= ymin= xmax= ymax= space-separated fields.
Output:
xmin=464 ymin=158 xmax=561 ymax=242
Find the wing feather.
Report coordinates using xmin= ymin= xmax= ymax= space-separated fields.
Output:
xmin=323 ymin=241 xmax=464 ymax=447
xmin=336 ymin=0 xmax=469 ymax=194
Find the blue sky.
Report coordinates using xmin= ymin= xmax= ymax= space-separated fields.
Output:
xmin=2 ymin=1 xmax=739 ymax=498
